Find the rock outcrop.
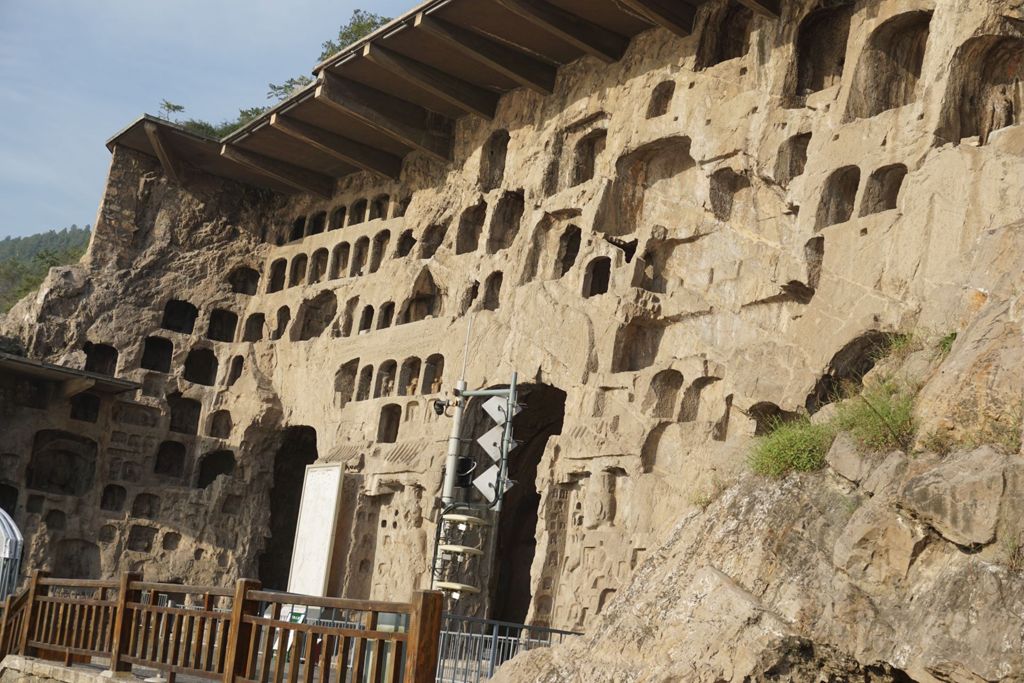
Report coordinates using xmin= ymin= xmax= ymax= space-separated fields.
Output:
xmin=495 ymin=439 xmax=1024 ymax=682
xmin=1 ymin=0 xmax=1024 ymax=677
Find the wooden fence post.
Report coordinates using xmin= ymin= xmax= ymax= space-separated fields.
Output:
xmin=403 ymin=591 xmax=443 ymax=683
xmin=109 ymin=572 xmax=141 ymax=673
xmin=0 ymin=594 xmax=14 ymax=659
xmin=18 ymin=569 xmax=47 ymax=656
xmin=223 ymin=578 xmax=261 ymax=683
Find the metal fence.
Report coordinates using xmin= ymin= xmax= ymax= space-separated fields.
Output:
xmin=435 ymin=614 xmax=580 ymax=683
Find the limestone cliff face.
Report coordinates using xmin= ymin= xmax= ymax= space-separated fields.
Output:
xmin=494 ymin=438 xmax=1024 ymax=682
xmin=2 ymin=0 xmax=1024 ymax=675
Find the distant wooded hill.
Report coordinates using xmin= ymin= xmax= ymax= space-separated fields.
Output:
xmin=0 ymin=226 xmax=91 ymax=312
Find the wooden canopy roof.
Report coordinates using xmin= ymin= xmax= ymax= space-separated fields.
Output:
xmin=106 ymin=0 xmax=780 ymax=196
xmin=0 ymin=352 xmax=140 ymax=396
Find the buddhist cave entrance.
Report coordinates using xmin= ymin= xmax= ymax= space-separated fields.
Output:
xmin=258 ymin=426 xmax=318 ymax=590
xmin=464 ymin=383 xmax=566 ymax=624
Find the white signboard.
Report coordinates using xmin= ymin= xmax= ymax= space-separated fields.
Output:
xmin=287 ymin=463 xmax=344 ymax=596
xmin=477 ymin=424 xmax=506 ymax=462
xmin=472 ymin=464 xmax=513 ymax=503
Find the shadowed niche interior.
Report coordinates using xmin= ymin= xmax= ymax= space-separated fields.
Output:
xmin=461 ymin=384 xmax=566 ymax=624
xmin=258 ymin=426 xmax=318 ymax=591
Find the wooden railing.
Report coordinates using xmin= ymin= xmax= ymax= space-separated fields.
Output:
xmin=26 ymin=577 xmax=119 ymax=664
xmin=0 ymin=588 xmax=28 ymax=659
xmin=0 ymin=571 xmax=441 ymax=683
xmin=120 ymin=579 xmax=236 ymax=679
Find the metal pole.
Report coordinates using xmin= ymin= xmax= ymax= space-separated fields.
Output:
xmin=487 ymin=621 xmax=500 ymax=678
xmin=493 ymin=372 xmax=518 ymax=513
xmin=441 ymin=379 xmax=468 ymax=504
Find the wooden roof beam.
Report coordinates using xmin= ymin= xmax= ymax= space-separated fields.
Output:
xmin=220 ymin=144 xmax=335 ymax=197
xmin=315 ymin=72 xmax=452 ymax=162
xmin=61 ymin=377 xmax=95 ymax=399
xmin=733 ymin=0 xmax=781 ymax=18
xmin=618 ymin=0 xmax=698 ymax=36
xmin=414 ymin=14 xmax=556 ymax=94
xmin=362 ymin=43 xmax=499 ymax=120
xmin=143 ymin=121 xmax=185 ymax=185
xmin=493 ymin=0 xmax=629 ymax=64
xmin=269 ymin=114 xmax=404 ymax=180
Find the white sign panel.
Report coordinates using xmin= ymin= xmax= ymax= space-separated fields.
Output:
xmin=482 ymin=396 xmax=521 ymax=425
xmin=472 ymin=464 xmax=513 ymax=503
xmin=287 ymin=463 xmax=344 ymax=596
xmin=477 ymin=424 xmax=506 ymax=462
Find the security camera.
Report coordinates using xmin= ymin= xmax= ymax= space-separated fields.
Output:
xmin=432 ymin=399 xmax=447 ymax=416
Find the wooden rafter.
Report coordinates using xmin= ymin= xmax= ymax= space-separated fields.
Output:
xmin=733 ymin=0 xmax=782 ymax=18
xmin=60 ymin=378 xmax=95 ymax=399
xmin=617 ymin=0 xmax=698 ymax=36
xmin=493 ymin=0 xmax=629 ymax=64
xmin=269 ymin=114 xmax=404 ymax=180
xmin=220 ymin=144 xmax=335 ymax=197
xmin=143 ymin=121 xmax=185 ymax=185
xmin=315 ymin=72 xmax=452 ymax=162
xmin=362 ymin=43 xmax=499 ymax=119
xmin=414 ymin=14 xmax=557 ymax=94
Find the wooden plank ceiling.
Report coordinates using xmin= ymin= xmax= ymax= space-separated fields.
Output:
xmin=107 ymin=0 xmax=781 ymax=196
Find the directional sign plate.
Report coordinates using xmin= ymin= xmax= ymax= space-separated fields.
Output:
xmin=477 ymin=424 xmax=506 ymax=462
xmin=472 ymin=464 xmax=513 ymax=503
xmin=482 ymin=396 xmax=522 ymax=425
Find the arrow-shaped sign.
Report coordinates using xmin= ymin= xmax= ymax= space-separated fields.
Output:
xmin=472 ymin=464 xmax=513 ymax=503
xmin=482 ymin=396 xmax=522 ymax=425
xmin=477 ymin=424 xmax=505 ymax=462
xmin=476 ymin=424 xmax=520 ymax=462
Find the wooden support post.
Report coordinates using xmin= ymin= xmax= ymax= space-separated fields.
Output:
xmin=143 ymin=121 xmax=186 ymax=185
xmin=493 ymin=0 xmax=629 ymax=64
xmin=415 ymin=14 xmax=556 ymax=94
xmin=361 ymin=43 xmax=499 ymax=119
xmin=269 ymin=114 xmax=403 ymax=180
xmin=18 ymin=570 xmax=47 ymax=656
xmin=0 ymin=594 xmax=14 ymax=658
xmin=60 ymin=377 xmax=96 ymax=399
xmin=109 ymin=572 xmax=141 ymax=673
xmin=733 ymin=0 xmax=782 ymax=19
xmin=223 ymin=579 xmax=261 ymax=683
xmin=315 ymin=73 xmax=452 ymax=162
xmin=617 ymin=0 xmax=698 ymax=36
xmin=403 ymin=592 xmax=442 ymax=683
xmin=221 ymin=145 xmax=335 ymax=198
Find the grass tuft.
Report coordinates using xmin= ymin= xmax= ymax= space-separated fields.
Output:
xmin=749 ymin=418 xmax=835 ymax=477
xmin=937 ymin=332 xmax=957 ymax=357
xmin=690 ymin=476 xmax=726 ymax=510
xmin=1006 ymin=534 xmax=1024 ymax=573
xmin=880 ymin=332 xmax=922 ymax=364
xmin=919 ymin=428 xmax=954 ymax=456
xmin=835 ymin=379 xmax=916 ymax=452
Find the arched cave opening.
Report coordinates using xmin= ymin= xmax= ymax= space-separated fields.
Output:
xmin=460 ymin=383 xmax=566 ymax=624
xmin=258 ymin=426 xmax=318 ymax=591
xmin=228 ymin=266 xmax=260 ymax=295
xmin=479 ymin=129 xmax=510 ymax=191
xmin=805 ymin=330 xmax=891 ymax=413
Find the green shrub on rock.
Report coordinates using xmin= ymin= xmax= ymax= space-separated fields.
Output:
xmin=749 ymin=418 xmax=836 ymax=477
xmin=835 ymin=379 xmax=915 ymax=452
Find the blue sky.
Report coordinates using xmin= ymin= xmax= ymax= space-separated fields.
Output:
xmin=0 ymin=0 xmax=409 ymax=238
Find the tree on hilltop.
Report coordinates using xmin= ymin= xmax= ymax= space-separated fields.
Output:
xmin=158 ymin=9 xmax=391 ymax=138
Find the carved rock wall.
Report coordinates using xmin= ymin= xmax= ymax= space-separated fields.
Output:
xmin=1 ymin=1 xmax=1023 ymax=667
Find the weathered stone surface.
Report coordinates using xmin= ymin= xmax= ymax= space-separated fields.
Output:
xmin=2 ymin=0 xmax=1024 ymax=677
xmin=899 ymin=446 xmax=1005 ymax=547
xmin=862 ymin=451 xmax=908 ymax=497
xmin=833 ymin=496 xmax=925 ymax=586
xmin=827 ymin=432 xmax=871 ymax=484
xmin=497 ymin=451 xmax=1024 ymax=681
